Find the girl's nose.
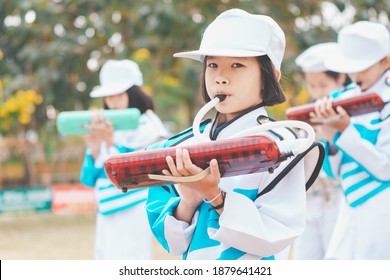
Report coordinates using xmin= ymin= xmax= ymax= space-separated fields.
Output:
xmin=215 ymin=75 xmax=229 ymax=85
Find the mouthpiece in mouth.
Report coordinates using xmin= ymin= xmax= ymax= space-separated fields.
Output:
xmin=216 ymin=94 xmax=226 ymax=101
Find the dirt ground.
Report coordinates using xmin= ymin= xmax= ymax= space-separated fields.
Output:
xmin=0 ymin=212 xmax=179 ymax=260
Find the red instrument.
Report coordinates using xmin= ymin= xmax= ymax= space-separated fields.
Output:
xmin=286 ymin=92 xmax=384 ymax=125
xmin=104 ymin=135 xmax=291 ymax=192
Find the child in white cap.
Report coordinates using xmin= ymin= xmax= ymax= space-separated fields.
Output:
xmin=144 ymin=8 xmax=324 ymax=260
xmin=80 ymin=59 xmax=170 ymax=259
xmin=310 ymin=21 xmax=390 ymax=259
xmin=292 ymin=42 xmax=351 ymax=259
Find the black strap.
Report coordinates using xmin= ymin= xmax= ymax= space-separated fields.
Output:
xmin=256 ymin=141 xmax=325 ymax=198
xmin=162 ymin=120 xmax=211 ymax=196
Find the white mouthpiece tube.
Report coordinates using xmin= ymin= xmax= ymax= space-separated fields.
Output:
xmin=192 ymin=97 xmax=316 ymax=156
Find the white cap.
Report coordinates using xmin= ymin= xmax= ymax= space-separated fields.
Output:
xmin=325 ymin=21 xmax=390 ymax=73
xmin=90 ymin=59 xmax=143 ymax=98
xmin=174 ymin=9 xmax=286 ymax=70
xmin=295 ymin=42 xmax=338 ymax=73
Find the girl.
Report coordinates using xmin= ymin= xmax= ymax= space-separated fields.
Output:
xmin=311 ymin=21 xmax=390 ymax=259
xmin=292 ymin=42 xmax=352 ymax=259
xmin=145 ymin=9 xmax=324 ymax=260
xmin=80 ymin=59 xmax=169 ymax=259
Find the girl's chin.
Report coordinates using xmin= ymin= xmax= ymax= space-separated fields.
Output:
xmin=215 ymin=107 xmax=237 ymax=117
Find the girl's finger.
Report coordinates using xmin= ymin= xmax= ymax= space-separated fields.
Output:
xmin=336 ymin=106 xmax=347 ymax=117
xmin=175 ymin=148 xmax=191 ymax=176
xmin=98 ymin=109 xmax=104 ymax=122
xmin=182 ymin=149 xmax=202 ymax=174
xmin=313 ymin=98 xmax=324 ymax=117
xmin=90 ymin=110 xmax=99 ymax=125
xmin=105 ymin=120 xmax=113 ymax=128
xmin=318 ymin=97 xmax=328 ymax=117
xmin=175 ymin=148 xmax=185 ymax=173
xmin=166 ymin=156 xmax=180 ymax=176
xmin=162 ymin=169 xmax=172 ymax=176
xmin=209 ymin=159 xmax=221 ymax=180
xmin=325 ymin=99 xmax=335 ymax=115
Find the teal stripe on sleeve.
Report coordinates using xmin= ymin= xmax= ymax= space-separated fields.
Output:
xmin=100 ymin=199 xmax=146 ymax=215
xmin=349 ymin=182 xmax=390 ymax=207
xmin=344 ymin=177 xmax=376 ymax=196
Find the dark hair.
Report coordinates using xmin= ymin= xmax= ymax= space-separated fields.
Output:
xmin=324 ymin=70 xmax=352 ymax=87
xmin=200 ymin=55 xmax=286 ymax=106
xmin=104 ymin=85 xmax=154 ymax=113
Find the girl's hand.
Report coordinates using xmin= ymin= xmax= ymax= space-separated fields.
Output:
xmin=84 ymin=110 xmax=114 ymax=159
xmin=163 ymin=148 xmax=222 ymax=222
xmin=309 ymin=97 xmax=350 ymax=133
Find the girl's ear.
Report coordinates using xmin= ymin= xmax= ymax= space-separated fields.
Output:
xmin=274 ymin=69 xmax=281 ymax=81
xmin=338 ymin=73 xmax=347 ymax=85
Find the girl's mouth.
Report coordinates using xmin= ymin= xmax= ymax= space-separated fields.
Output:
xmin=215 ymin=94 xmax=227 ymax=102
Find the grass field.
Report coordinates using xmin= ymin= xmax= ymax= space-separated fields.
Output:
xmin=0 ymin=212 xmax=178 ymax=260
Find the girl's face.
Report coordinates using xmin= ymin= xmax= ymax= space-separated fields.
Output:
xmin=347 ymin=56 xmax=390 ymax=91
xmin=304 ymin=72 xmax=346 ymax=100
xmin=205 ymin=56 xmax=262 ymax=121
xmin=104 ymin=92 xmax=129 ymax=109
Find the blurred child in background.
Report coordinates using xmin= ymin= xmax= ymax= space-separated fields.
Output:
xmin=80 ymin=59 xmax=169 ymax=259
xmin=292 ymin=42 xmax=351 ymax=259
xmin=311 ymin=21 xmax=390 ymax=259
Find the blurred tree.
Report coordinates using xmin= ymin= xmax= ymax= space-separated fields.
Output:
xmin=1 ymin=0 xmax=388 ymax=130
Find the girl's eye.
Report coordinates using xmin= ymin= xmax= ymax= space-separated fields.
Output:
xmin=232 ymin=63 xmax=244 ymax=68
xmin=208 ymin=63 xmax=217 ymax=68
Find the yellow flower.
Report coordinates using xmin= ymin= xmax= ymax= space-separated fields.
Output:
xmin=5 ymin=98 xmax=18 ymax=112
xmin=298 ymin=88 xmax=310 ymax=104
xmin=0 ymin=50 xmax=3 ymax=61
xmin=16 ymin=90 xmax=25 ymax=101
xmin=18 ymin=112 xmax=31 ymax=125
xmin=0 ymin=105 xmax=8 ymax=118
xmin=164 ymin=76 xmax=179 ymax=87
xmin=133 ymin=48 xmax=151 ymax=61
xmin=22 ymin=90 xmax=37 ymax=103
xmin=1 ymin=88 xmax=42 ymax=130
xmin=143 ymin=85 xmax=153 ymax=95
xmin=32 ymin=91 xmax=43 ymax=104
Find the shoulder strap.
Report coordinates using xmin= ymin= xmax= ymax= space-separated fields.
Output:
xmin=256 ymin=141 xmax=325 ymax=198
